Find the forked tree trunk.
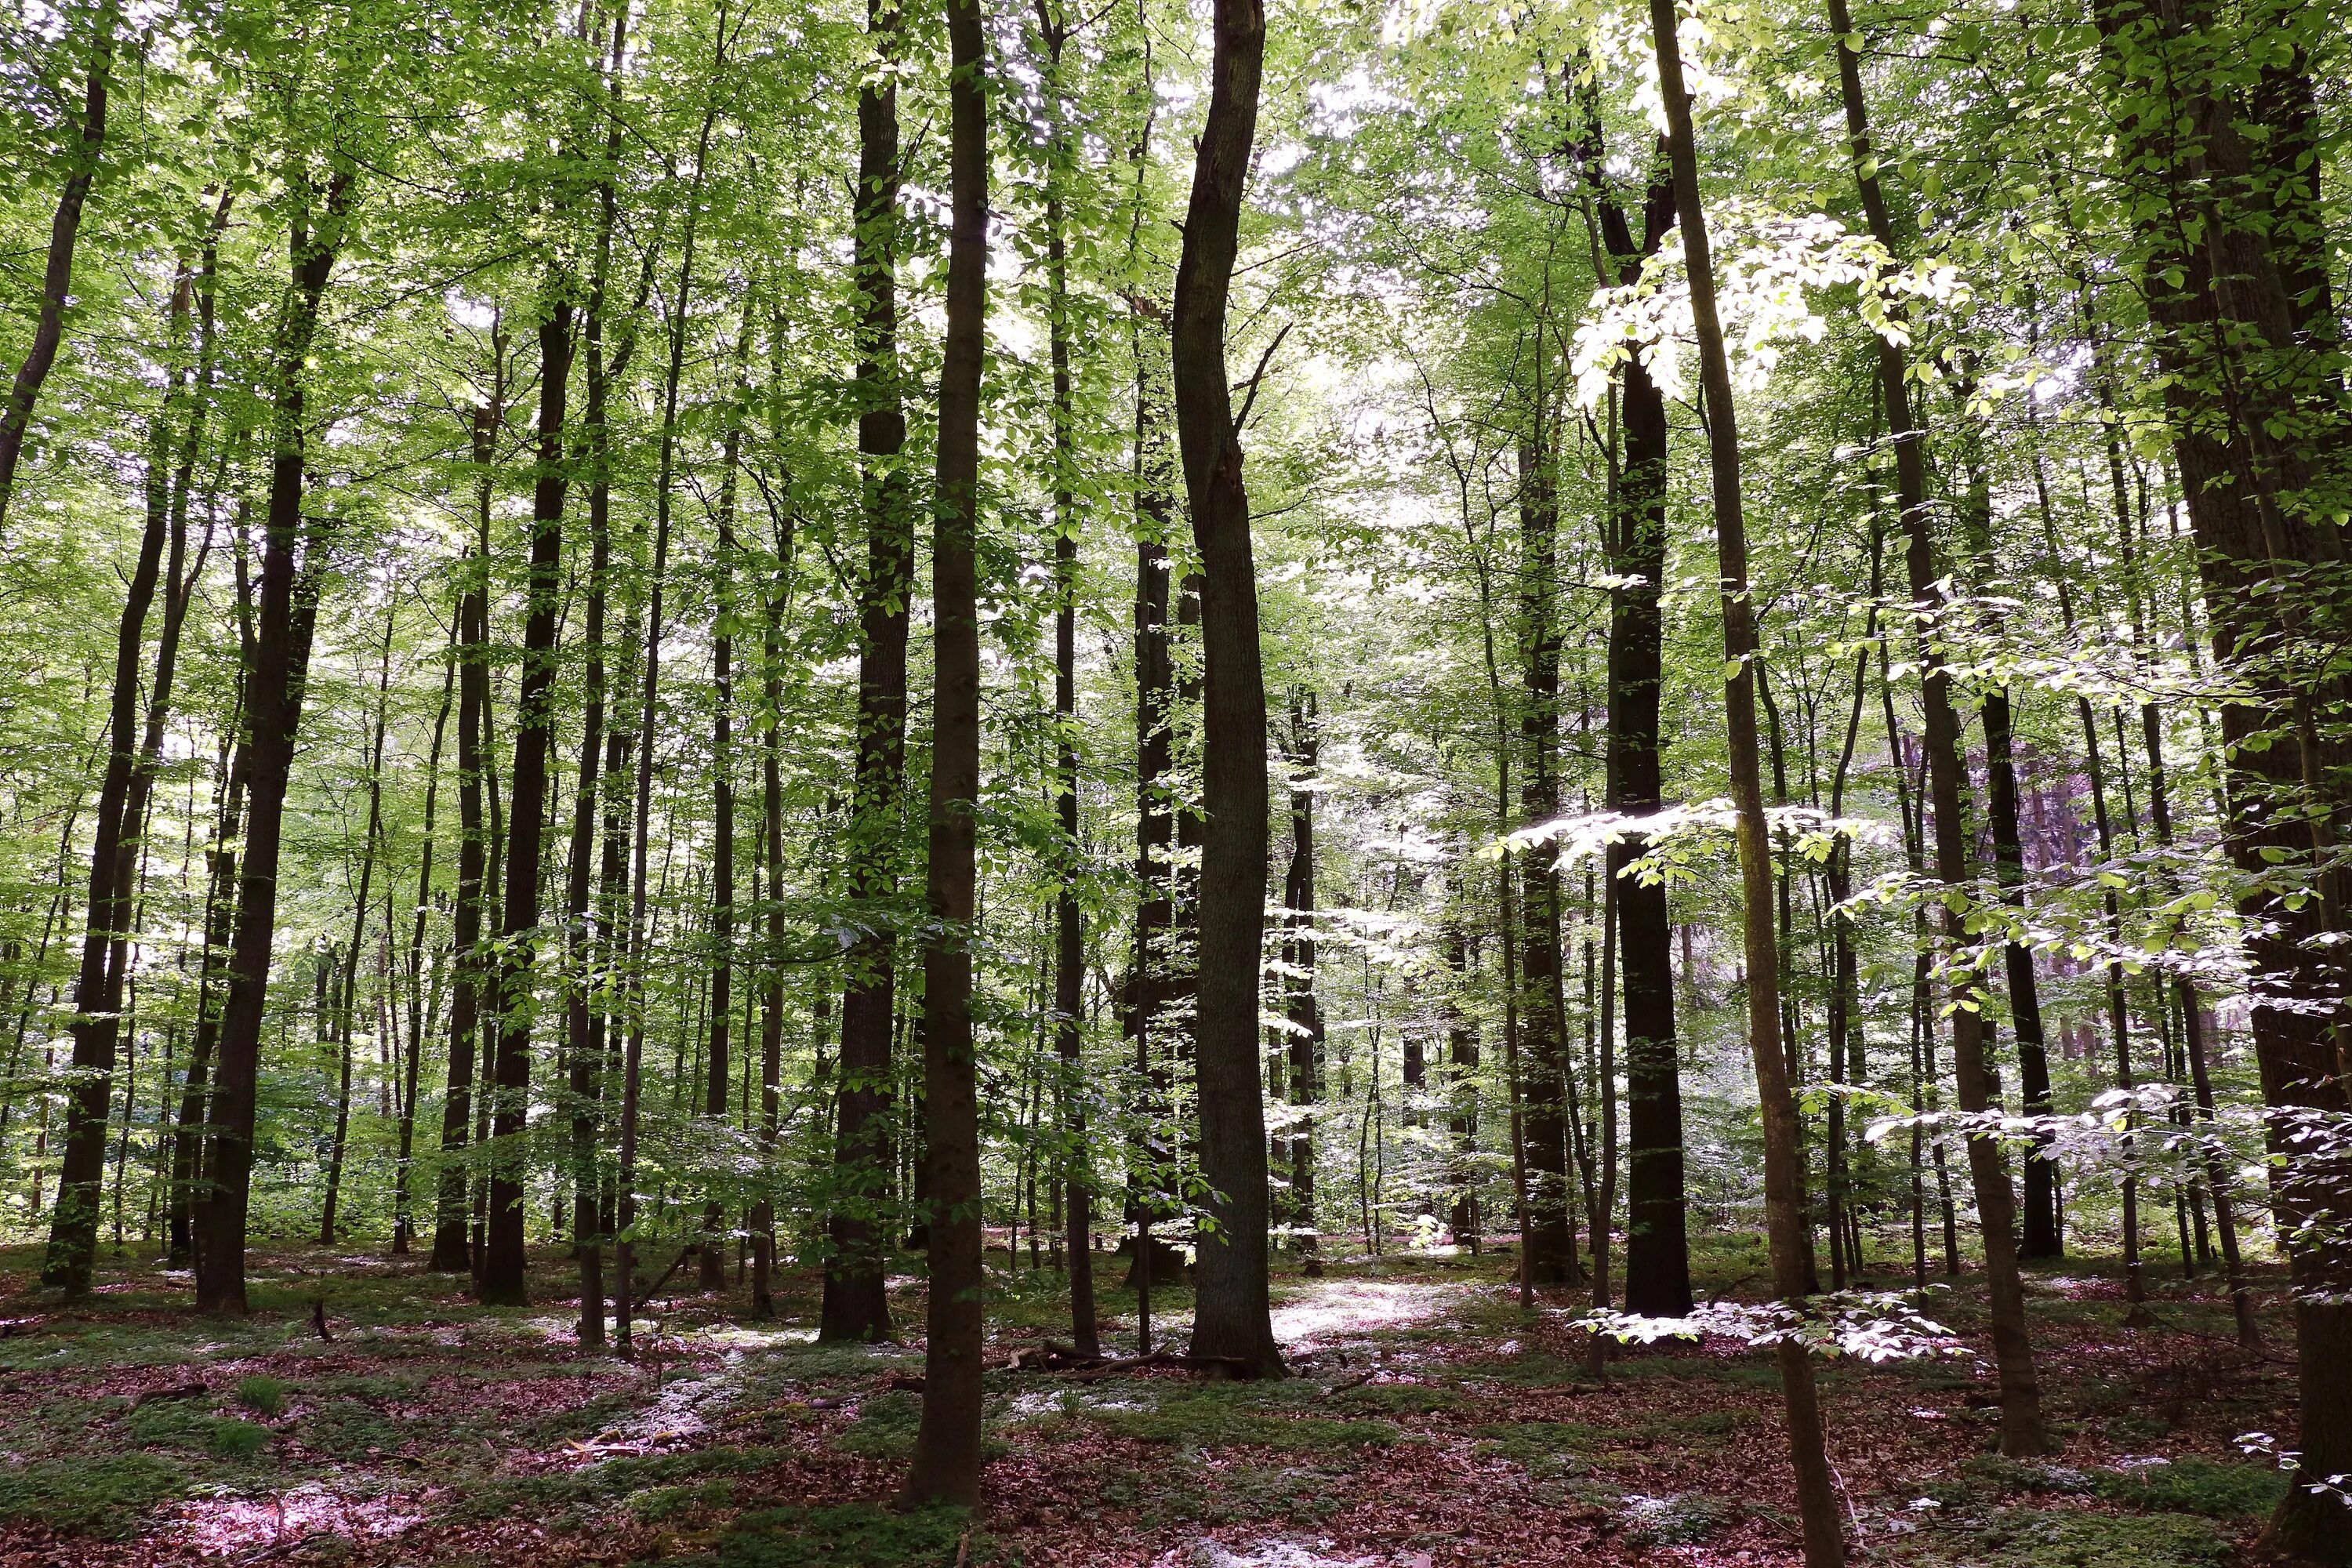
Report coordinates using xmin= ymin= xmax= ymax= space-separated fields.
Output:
xmin=901 ymin=0 xmax=987 ymax=1503
xmin=1171 ymin=0 xmax=1283 ymax=1381
xmin=1646 ymin=7 xmax=1844 ymax=1559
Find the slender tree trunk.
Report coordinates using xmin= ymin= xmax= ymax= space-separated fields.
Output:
xmin=321 ymin=608 xmax=396 ymax=1246
xmin=395 ymin=633 xmax=455 ymax=1256
xmin=1826 ymin=0 xmax=2045 ymax=1454
xmin=820 ymin=0 xmax=911 ymax=1344
xmin=471 ymin=289 xmax=572 ymax=1305
xmin=752 ymin=492 xmax=791 ymax=1317
xmin=0 ymin=0 xmax=118 ymax=532
xmin=1033 ymin=12 xmax=1098 ymax=1355
xmin=1283 ymin=693 xmax=1323 ymax=1272
xmin=1171 ymin=0 xmax=1283 ymax=1381
xmin=431 ymin=408 xmax=499 ymax=1274
xmin=192 ymin=169 xmax=354 ymax=1314
xmin=700 ymin=310 xmax=750 ymax=1294
xmin=1514 ymin=435 xmax=1575 ymax=1287
xmin=1443 ymin=913 xmax=1479 ymax=1249
xmin=1646 ymin=9 xmax=1843 ymax=1558
xmin=901 ymin=0 xmax=988 ymax=1502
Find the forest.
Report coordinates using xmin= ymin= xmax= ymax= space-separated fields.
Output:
xmin=0 ymin=0 xmax=2345 ymax=1559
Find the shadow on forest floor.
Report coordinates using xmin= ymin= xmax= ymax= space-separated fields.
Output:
xmin=0 ymin=1234 xmax=2307 ymax=1566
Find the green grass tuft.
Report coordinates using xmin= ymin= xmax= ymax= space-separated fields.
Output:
xmin=236 ymin=1374 xmax=286 ymax=1417
xmin=209 ymin=1418 xmax=270 ymax=1460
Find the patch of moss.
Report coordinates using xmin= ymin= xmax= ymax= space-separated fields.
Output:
xmin=0 ymin=1453 xmax=184 ymax=1537
xmin=1334 ymin=1383 xmax=1464 ymax=1414
xmin=1918 ymin=1508 xmax=2233 ymax=1568
xmin=1089 ymin=1392 xmax=1397 ymax=1452
xmin=833 ymin=1391 xmax=924 ymax=1459
xmin=630 ymin=1477 xmax=737 ymax=1523
xmin=299 ymin=1398 xmax=405 ymax=1458
xmin=1959 ymin=1455 xmax=2288 ymax=1521
xmin=453 ymin=1445 xmax=789 ymax=1523
xmin=670 ymin=1503 xmax=986 ymax=1567
xmin=1622 ymin=1492 xmax=1742 ymax=1548
xmin=1096 ymin=1457 xmax=1351 ymax=1527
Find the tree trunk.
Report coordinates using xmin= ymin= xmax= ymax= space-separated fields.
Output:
xmin=1826 ymin=0 xmax=2045 ymax=1454
xmin=1514 ymin=435 xmax=1575 ymax=1287
xmin=901 ymin=0 xmax=987 ymax=1503
xmin=1282 ymin=693 xmax=1323 ymax=1271
xmin=1581 ymin=134 xmax=1689 ymax=1316
xmin=194 ymin=167 xmax=355 ymax=1315
xmin=820 ymin=0 xmax=911 ymax=1345
xmin=321 ymin=608 xmax=395 ymax=1247
xmin=0 ymin=0 xmax=118 ymax=532
xmin=1171 ymin=0 xmax=1283 ymax=1380
xmin=1646 ymin=7 xmax=1843 ymax=1559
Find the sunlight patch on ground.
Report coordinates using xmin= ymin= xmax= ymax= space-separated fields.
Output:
xmin=169 ymin=1483 xmax=426 ymax=1558
xmin=1271 ymin=1279 xmax=1454 ymax=1349
xmin=1166 ymin=1539 xmax=1432 ymax=1568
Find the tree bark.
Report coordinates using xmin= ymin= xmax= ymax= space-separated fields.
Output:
xmin=1646 ymin=6 xmax=1843 ymax=1558
xmin=1171 ymin=0 xmax=1283 ymax=1380
xmin=820 ymin=0 xmax=911 ymax=1345
xmin=1826 ymin=0 xmax=2046 ymax=1454
xmin=0 ymin=0 xmax=118 ymax=532
xmin=193 ymin=165 xmax=355 ymax=1315
xmin=1581 ymin=134 xmax=1690 ymax=1316
xmin=901 ymin=0 xmax=987 ymax=1504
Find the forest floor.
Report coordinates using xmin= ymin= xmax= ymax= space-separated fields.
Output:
xmin=0 ymin=1232 xmax=2307 ymax=1567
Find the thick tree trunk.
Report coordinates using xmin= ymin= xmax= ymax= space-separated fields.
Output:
xmin=0 ymin=0 xmax=118 ymax=532
xmin=1827 ymin=0 xmax=2045 ymax=1454
xmin=820 ymin=0 xmax=911 ymax=1345
xmin=1646 ymin=8 xmax=1843 ymax=1559
xmin=2088 ymin=8 xmax=2351 ymax=1543
xmin=1171 ymin=0 xmax=1283 ymax=1380
xmin=1582 ymin=138 xmax=1690 ymax=1316
xmin=901 ymin=0 xmax=987 ymax=1504
xmin=193 ymin=168 xmax=354 ymax=1315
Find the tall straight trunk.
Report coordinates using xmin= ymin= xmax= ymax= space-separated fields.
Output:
xmin=431 ymin=398 xmax=500 ymax=1275
xmin=700 ymin=310 xmax=750 ymax=1293
xmin=321 ymin=608 xmax=396 ymax=1245
xmin=1171 ymin=0 xmax=1281 ymax=1380
xmin=1582 ymin=140 xmax=1688 ymax=1314
xmin=194 ymin=166 xmax=355 ymax=1315
xmin=618 ymin=5 xmax=728 ymax=1349
xmin=0 ymin=0 xmax=118 ymax=532
xmin=1125 ymin=195 xmax=1175 ymax=1351
xmin=820 ymin=0 xmax=911 ymax=1345
xmin=1514 ymin=435 xmax=1574 ymax=1287
xmin=1443 ymin=913 xmax=1479 ymax=1247
xmin=563 ymin=0 xmax=631 ymax=1345
xmin=1283 ymin=692 xmax=1323 ymax=1270
xmin=1646 ymin=8 xmax=1843 ymax=1560
xmin=395 ymin=638 xmax=454 ymax=1256
xmin=752 ymin=490 xmax=791 ymax=1317
xmin=1826 ymin=0 xmax=2045 ymax=1455
xmin=1033 ymin=9 xmax=1098 ymax=1356
xmin=902 ymin=0 xmax=987 ymax=1504
xmin=2083 ymin=8 xmax=2352 ymax=1543
xmin=1941 ymin=413 xmax=2064 ymax=1261
xmin=475 ymin=294 xmax=572 ymax=1305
